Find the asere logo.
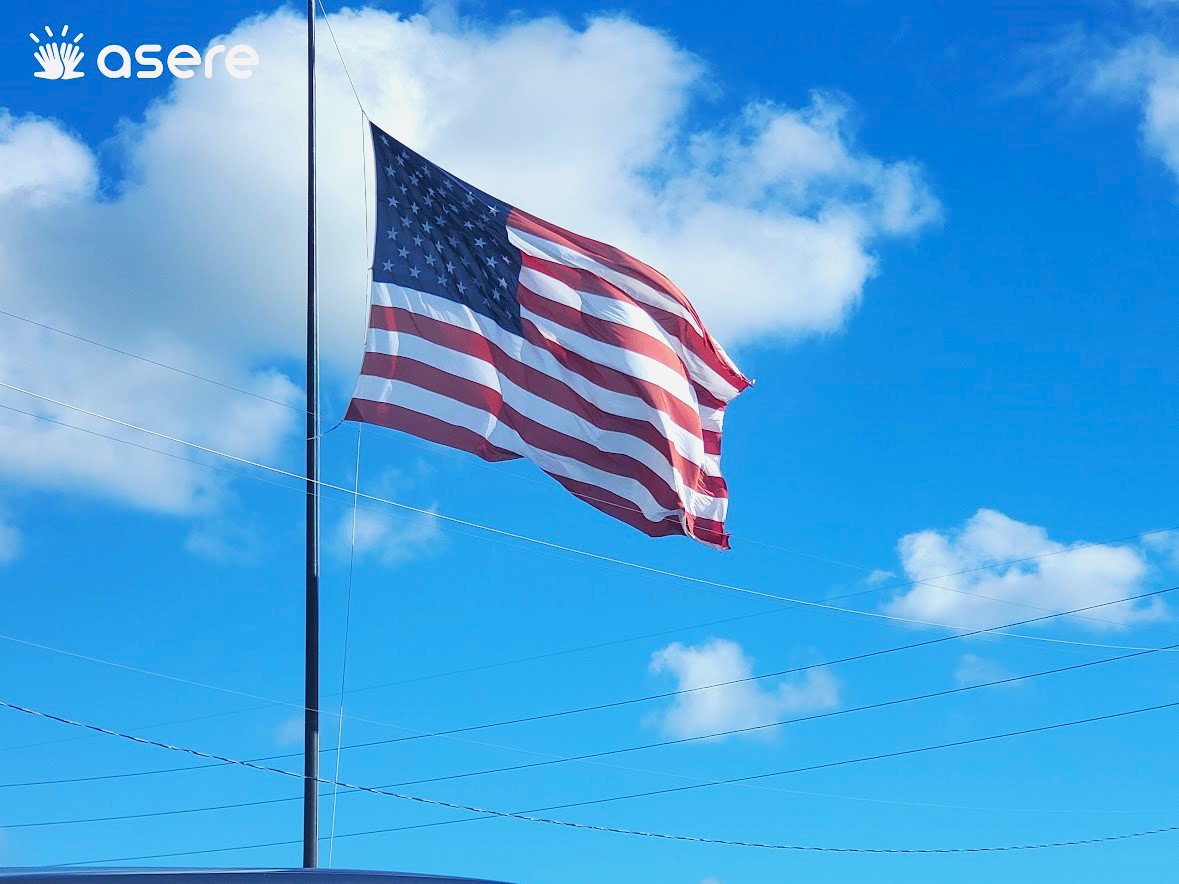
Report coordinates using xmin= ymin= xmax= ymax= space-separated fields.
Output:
xmin=31 ymin=24 xmax=259 ymax=81
xmin=30 ymin=25 xmax=84 ymax=80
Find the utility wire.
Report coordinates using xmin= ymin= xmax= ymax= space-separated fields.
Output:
xmin=11 ymin=630 xmax=1179 ymax=832
xmin=4 ymin=306 xmax=1173 ymax=631
xmin=1 ymin=577 xmax=1175 ymax=792
xmin=5 ymin=695 xmax=1179 ymax=857
xmin=3 ymin=379 xmax=1174 ymax=653
xmin=5 ymin=596 xmax=1176 ymax=801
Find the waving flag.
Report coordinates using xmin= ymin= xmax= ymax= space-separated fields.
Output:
xmin=346 ymin=123 xmax=751 ymax=548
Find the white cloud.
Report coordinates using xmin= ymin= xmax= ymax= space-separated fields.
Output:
xmin=0 ymin=6 xmax=936 ymax=528
xmin=1143 ymin=529 xmax=1179 ymax=568
xmin=0 ymin=110 xmax=95 ymax=205
xmin=648 ymin=639 xmax=839 ymax=740
xmin=0 ymin=509 xmax=21 ymax=565
xmin=330 ymin=462 xmax=442 ymax=565
xmin=954 ymin=653 xmax=1014 ymax=688
xmin=882 ymin=509 xmax=1166 ymax=631
xmin=1087 ymin=37 xmax=1179 ymax=186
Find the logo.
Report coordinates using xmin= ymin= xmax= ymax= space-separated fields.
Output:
xmin=30 ymin=24 xmax=84 ymax=80
xmin=30 ymin=24 xmax=259 ymax=81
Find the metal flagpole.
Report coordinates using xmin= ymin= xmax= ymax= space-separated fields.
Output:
xmin=303 ymin=0 xmax=321 ymax=868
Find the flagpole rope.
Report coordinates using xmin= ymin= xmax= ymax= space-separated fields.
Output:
xmin=5 ymin=695 xmax=1179 ymax=858
xmin=327 ymin=425 xmax=362 ymax=865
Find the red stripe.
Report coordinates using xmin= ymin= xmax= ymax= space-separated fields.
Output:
xmin=521 ymin=253 xmax=750 ymax=398
xmin=363 ymin=345 xmax=727 ymax=499
xmin=345 ymin=398 xmax=520 ymax=463
xmin=356 ymin=352 xmax=724 ymax=517
xmin=545 ymin=474 xmax=730 ymax=548
xmin=369 ymin=303 xmax=707 ymax=441
xmin=517 ymin=281 xmax=728 ymax=414
xmin=508 ymin=207 xmax=702 ymax=324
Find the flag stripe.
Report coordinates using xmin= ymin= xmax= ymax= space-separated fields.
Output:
xmin=507 ymin=209 xmax=707 ymax=332
xmin=518 ymin=270 xmax=730 ymax=412
xmin=361 ymin=324 xmax=727 ymax=496
xmin=358 ymin=347 xmax=727 ymax=502
xmin=345 ymin=396 xmax=520 ymax=463
xmin=519 ymin=252 xmax=746 ymax=402
xmin=353 ymin=361 xmax=726 ymax=519
xmin=351 ymin=374 xmax=727 ymax=525
xmin=368 ymin=295 xmax=718 ymax=455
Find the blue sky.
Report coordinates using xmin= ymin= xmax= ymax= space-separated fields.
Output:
xmin=2 ymin=0 xmax=1179 ymax=881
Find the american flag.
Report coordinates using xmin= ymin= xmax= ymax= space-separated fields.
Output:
xmin=346 ymin=123 xmax=751 ymax=548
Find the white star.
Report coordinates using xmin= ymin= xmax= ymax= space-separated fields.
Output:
xmin=380 ymin=134 xmax=389 ymax=146
xmin=410 ymin=202 xmax=420 ymax=214
xmin=463 ymin=221 xmax=475 ymax=230
xmin=409 ymin=266 xmax=421 ymax=278
xmin=498 ymin=276 xmax=509 ymax=288
xmin=401 ymin=215 xmax=412 ymax=228
xmin=386 ymin=196 xmax=397 ymax=207
xmin=424 ymin=254 xmax=436 ymax=267
xmin=487 ymin=205 xmax=499 ymax=215
xmin=386 ymin=228 xmax=397 ymax=239
xmin=457 ymin=281 xmax=467 ymax=294
xmin=382 ymin=260 xmax=393 ymax=271
xmin=485 ymin=255 xmax=497 ymax=268
xmin=413 ymin=234 xmax=424 ymax=246
xmin=446 ymin=261 xmax=455 ymax=273
xmin=422 ymin=222 xmax=433 ymax=234
xmin=384 ymin=164 xmax=395 ymax=176
xmin=474 ymin=237 xmax=486 ymax=249
xmin=398 ymin=247 xmax=410 ymax=258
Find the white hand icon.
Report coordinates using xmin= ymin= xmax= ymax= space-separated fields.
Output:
xmin=33 ymin=42 xmax=64 ymax=79
xmin=33 ymin=40 xmax=84 ymax=80
xmin=59 ymin=42 xmax=85 ymax=79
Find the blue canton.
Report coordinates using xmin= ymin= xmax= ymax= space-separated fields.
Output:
xmin=370 ymin=122 xmax=523 ymax=335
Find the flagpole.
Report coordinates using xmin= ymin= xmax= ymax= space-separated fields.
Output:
xmin=303 ymin=0 xmax=321 ymax=869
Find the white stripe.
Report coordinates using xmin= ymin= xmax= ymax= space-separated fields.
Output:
xmin=360 ymin=326 xmax=726 ymax=507
xmin=352 ymin=374 xmax=728 ymax=525
xmin=368 ymin=282 xmax=721 ymax=458
xmin=519 ymin=265 xmax=742 ymax=404
xmin=508 ymin=227 xmax=705 ymax=338
xmin=521 ymin=307 xmax=699 ymax=419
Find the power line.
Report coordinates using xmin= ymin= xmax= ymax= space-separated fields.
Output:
xmin=2 ymin=574 xmax=1176 ymax=793
xmin=313 ymin=632 xmax=1179 ymax=791
xmin=0 ymin=308 xmax=303 ymax=414
xmin=6 ymin=695 xmax=1179 ymax=857
xmin=3 ymin=379 xmax=1174 ymax=653
xmin=6 ymin=607 xmax=1175 ymax=810
xmin=319 ymin=585 xmax=1179 ymax=755
xmin=3 ymin=309 xmax=1174 ymax=628
xmin=11 ymin=697 xmax=1179 ymax=862
xmin=12 ymin=631 xmax=1179 ymax=833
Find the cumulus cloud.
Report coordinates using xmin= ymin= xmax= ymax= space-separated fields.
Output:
xmin=0 ymin=5 xmax=936 ymax=528
xmin=882 ymin=509 xmax=1166 ymax=631
xmin=1087 ymin=36 xmax=1179 ymax=186
xmin=1144 ymin=529 xmax=1179 ymax=567
xmin=648 ymin=639 xmax=839 ymax=740
xmin=330 ymin=463 xmax=442 ymax=565
xmin=0 ymin=509 xmax=21 ymax=565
